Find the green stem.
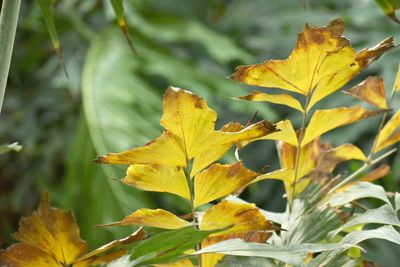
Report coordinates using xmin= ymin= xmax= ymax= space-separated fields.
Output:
xmin=184 ymin=164 xmax=202 ymax=267
xmin=0 ymin=0 xmax=21 ymax=114
xmin=290 ymin=94 xmax=310 ymax=209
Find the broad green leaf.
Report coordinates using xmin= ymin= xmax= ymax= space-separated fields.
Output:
xmin=236 ymin=91 xmax=304 ymax=113
xmin=101 ymin=208 xmax=191 ymax=230
xmin=375 ymin=0 xmax=400 ymax=23
xmin=96 ymin=87 xmax=276 ymax=177
xmin=195 ymin=238 xmax=354 ymax=267
xmin=231 ymin=18 xmax=393 ymax=110
xmin=342 ymin=225 xmax=400 ymax=246
xmin=346 ymin=76 xmax=387 ymax=109
xmin=36 ymin=0 xmax=68 ymax=76
xmin=328 ymin=182 xmax=391 ymax=207
xmin=123 ymin=164 xmax=190 ymax=200
xmin=328 ymin=204 xmax=400 ymax=239
xmin=194 ymin=162 xmax=258 ymax=207
xmin=302 ymin=106 xmax=381 ymax=147
xmin=374 ymin=109 xmax=400 ymax=153
xmin=129 ymin=226 xmax=218 ymax=266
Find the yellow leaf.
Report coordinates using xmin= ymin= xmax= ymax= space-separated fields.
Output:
xmin=11 ymin=193 xmax=87 ymax=265
xmin=194 ymin=162 xmax=258 ymax=207
xmin=374 ymin=110 xmax=400 ymax=153
xmin=123 ymin=164 xmax=190 ymax=200
xmin=261 ymin=120 xmax=298 ymax=146
xmin=346 ymin=77 xmax=387 ymax=109
xmin=302 ymin=106 xmax=381 ymax=147
xmin=231 ymin=18 xmax=393 ymax=110
xmin=236 ymin=90 xmax=304 ymax=113
xmin=102 ymin=208 xmax=191 ymax=229
xmin=0 ymin=193 xmax=142 ymax=267
xmin=315 ymin=144 xmax=367 ymax=174
xmin=394 ymin=64 xmax=400 ymax=92
xmin=95 ymin=131 xmax=186 ymax=166
xmin=153 ymin=259 xmax=194 ymax=267
xmin=96 ymin=87 xmax=276 ymax=177
xmin=199 ymin=201 xmax=271 ymax=267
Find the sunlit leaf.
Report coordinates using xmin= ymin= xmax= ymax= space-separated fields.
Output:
xmin=123 ymin=164 xmax=190 ymax=200
xmin=329 ymin=204 xmax=400 ymax=239
xmin=231 ymin=18 xmax=393 ymax=110
xmin=345 ymin=76 xmax=387 ymax=109
xmin=302 ymin=106 xmax=381 ymax=147
xmin=101 ymin=208 xmax=191 ymax=229
xmin=36 ymin=0 xmax=68 ymax=77
xmin=0 ymin=142 xmax=22 ymax=154
xmin=328 ymin=182 xmax=391 ymax=207
xmin=394 ymin=64 xmax=400 ymax=91
xmin=194 ymin=162 xmax=258 ymax=207
xmin=199 ymin=201 xmax=271 ymax=267
xmin=96 ymin=87 xmax=275 ymax=177
xmin=262 ymin=120 xmax=298 ymax=146
xmin=374 ymin=110 xmax=400 ymax=152
xmin=236 ymin=90 xmax=304 ymax=113
xmin=375 ymin=0 xmax=400 ymax=23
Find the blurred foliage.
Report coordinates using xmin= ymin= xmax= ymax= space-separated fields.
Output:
xmin=1 ymin=2 xmax=400 ymax=265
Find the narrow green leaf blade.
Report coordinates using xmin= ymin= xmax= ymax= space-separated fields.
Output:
xmin=342 ymin=225 xmax=400 ymax=245
xmin=375 ymin=0 xmax=400 ymax=23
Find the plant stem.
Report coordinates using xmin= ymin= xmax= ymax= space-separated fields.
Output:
xmin=0 ymin=0 xmax=21 ymax=114
xmin=184 ymin=164 xmax=202 ymax=267
xmin=290 ymin=94 xmax=310 ymax=209
xmin=328 ymin=147 xmax=397 ymax=194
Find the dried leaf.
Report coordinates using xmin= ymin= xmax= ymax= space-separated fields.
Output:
xmin=302 ymin=106 xmax=381 ymax=147
xmin=346 ymin=77 xmax=387 ymax=109
xmin=194 ymin=162 xmax=258 ymax=207
xmin=374 ymin=110 xmax=400 ymax=152
xmin=231 ymin=18 xmax=393 ymax=110
xmin=101 ymin=208 xmax=191 ymax=229
xmin=123 ymin=164 xmax=190 ymax=200
xmin=236 ymin=90 xmax=304 ymax=113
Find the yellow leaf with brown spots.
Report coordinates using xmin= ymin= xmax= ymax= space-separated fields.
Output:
xmin=199 ymin=201 xmax=271 ymax=267
xmin=231 ymin=18 xmax=393 ymax=110
xmin=346 ymin=77 xmax=387 ymax=109
xmin=101 ymin=208 xmax=191 ymax=229
xmin=123 ymin=164 xmax=190 ymax=200
xmin=374 ymin=110 xmax=400 ymax=153
xmin=302 ymin=106 xmax=381 ymax=147
xmin=96 ymin=87 xmax=276 ymax=177
xmin=194 ymin=162 xmax=258 ymax=207
xmin=237 ymin=90 xmax=304 ymax=113
xmin=0 ymin=193 xmax=143 ymax=267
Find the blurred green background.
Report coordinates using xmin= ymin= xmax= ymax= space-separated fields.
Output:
xmin=1 ymin=0 xmax=400 ymax=265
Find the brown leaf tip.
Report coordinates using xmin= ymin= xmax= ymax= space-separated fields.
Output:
xmin=94 ymin=156 xmax=107 ymax=163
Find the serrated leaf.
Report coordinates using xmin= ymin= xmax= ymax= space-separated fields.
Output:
xmin=328 ymin=182 xmax=391 ymax=207
xmin=231 ymin=18 xmax=393 ymax=110
xmin=236 ymin=90 xmax=304 ymax=113
xmin=123 ymin=164 xmax=190 ymax=200
xmin=345 ymin=76 xmax=387 ymax=109
xmin=194 ymin=162 xmax=258 ymax=207
xmin=328 ymin=204 xmax=400 ymax=239
xmin=96 ymin=87 xmax=276 ymax=177
xmin=302 ymin=106 xmax=381 ymax=147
